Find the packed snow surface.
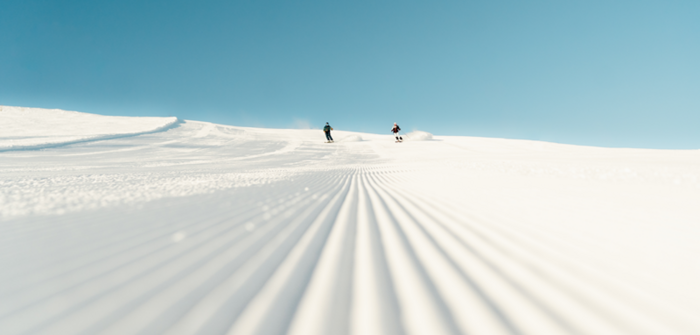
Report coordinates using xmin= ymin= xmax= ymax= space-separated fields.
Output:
xmin=0 ymin=106 xmax=178 ymax=151
xmin=1 ymin=106 xmax=700 ymax=335
xmin=405 ymin=130 xmax=433 ymax=141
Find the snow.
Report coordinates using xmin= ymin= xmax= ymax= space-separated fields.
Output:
xmin=405 ymin=130 xmax=433 ymax=141
xmin=0 ymin=106 xmax=178 ymax=151
xmin=337 ymin=135 xmax=363 ymax=142
xmin=1 ymin=106 xmax=700 ymax=335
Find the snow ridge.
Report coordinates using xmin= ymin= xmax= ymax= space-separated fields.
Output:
xmin=0 ymin=106 xmax=180 ymax=152
xmin=0 ymin=118 xmax=182 ymax=152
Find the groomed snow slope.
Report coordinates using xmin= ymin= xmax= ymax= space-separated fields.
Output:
xmin=0 ymin=106 xmax=178 ymax=151
xmin=1 ymin=108 xmax=700 ymax=335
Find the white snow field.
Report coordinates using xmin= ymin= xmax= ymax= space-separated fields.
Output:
xmin=1 ymin=106 xmax=700 ymax=335
xmin=0 ymin=106 xmax=178 ymax=152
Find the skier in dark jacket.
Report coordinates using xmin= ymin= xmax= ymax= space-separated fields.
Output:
xmin=391 ymin=123 xmax=402 ymax=141
xmin=323 ymin=122 xmax=334 ymax=142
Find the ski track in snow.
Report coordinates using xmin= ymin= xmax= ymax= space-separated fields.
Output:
xmin=2 ymin=108 xmax=700 ymax=335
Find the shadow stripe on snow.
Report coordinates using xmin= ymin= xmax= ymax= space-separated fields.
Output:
xmin=224 ymin=174 xmax=355 ymax=335
xmin=366 ymin=171 xmax=522 ymax=335
xmin=0 ymin=118 xmax=183 ymax=153
xmin=120 ymin=173 xmax=350 ymax=334
xmin=160 ymin=175 xmax=351 ymax=335
xmin=376 ymin=176 xmax=604 ymax=334
xmin=84 ymin=175 xmax=349 ymax=335
xmin=381 ymin=175 xmax=686 ymax=334
xmin=0 ymin=171 xmax=337 ymax=290
xmin=347 ymin=170 xmax=404 ymax=335
xmin=357 ymin=172 xmax=460 ymax=335
xmin=0 ymin=173 xmax=344 ymax=334
xmin=286 ymin=173 xmax=360 ymax=335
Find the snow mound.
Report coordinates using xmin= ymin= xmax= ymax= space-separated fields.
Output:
xmin=339 ymin=135 xmax=363 ymax=142
xmin=405 ymin=130 xmax=433 ymax=141
xmin=0 ymin=106 xmax=179 ymax=151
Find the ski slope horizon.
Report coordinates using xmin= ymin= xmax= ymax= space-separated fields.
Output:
xmin=2 ymin=105 xmax=700 ymax=335
xmin=0 ymin=105 xmax=700 ymax=151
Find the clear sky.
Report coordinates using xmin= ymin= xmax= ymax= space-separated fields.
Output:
xmin=2 ymin=0 xmax=699 ymax=148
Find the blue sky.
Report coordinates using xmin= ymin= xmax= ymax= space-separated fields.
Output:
xmin=2 ymin=0 xmax=699 ymax=148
